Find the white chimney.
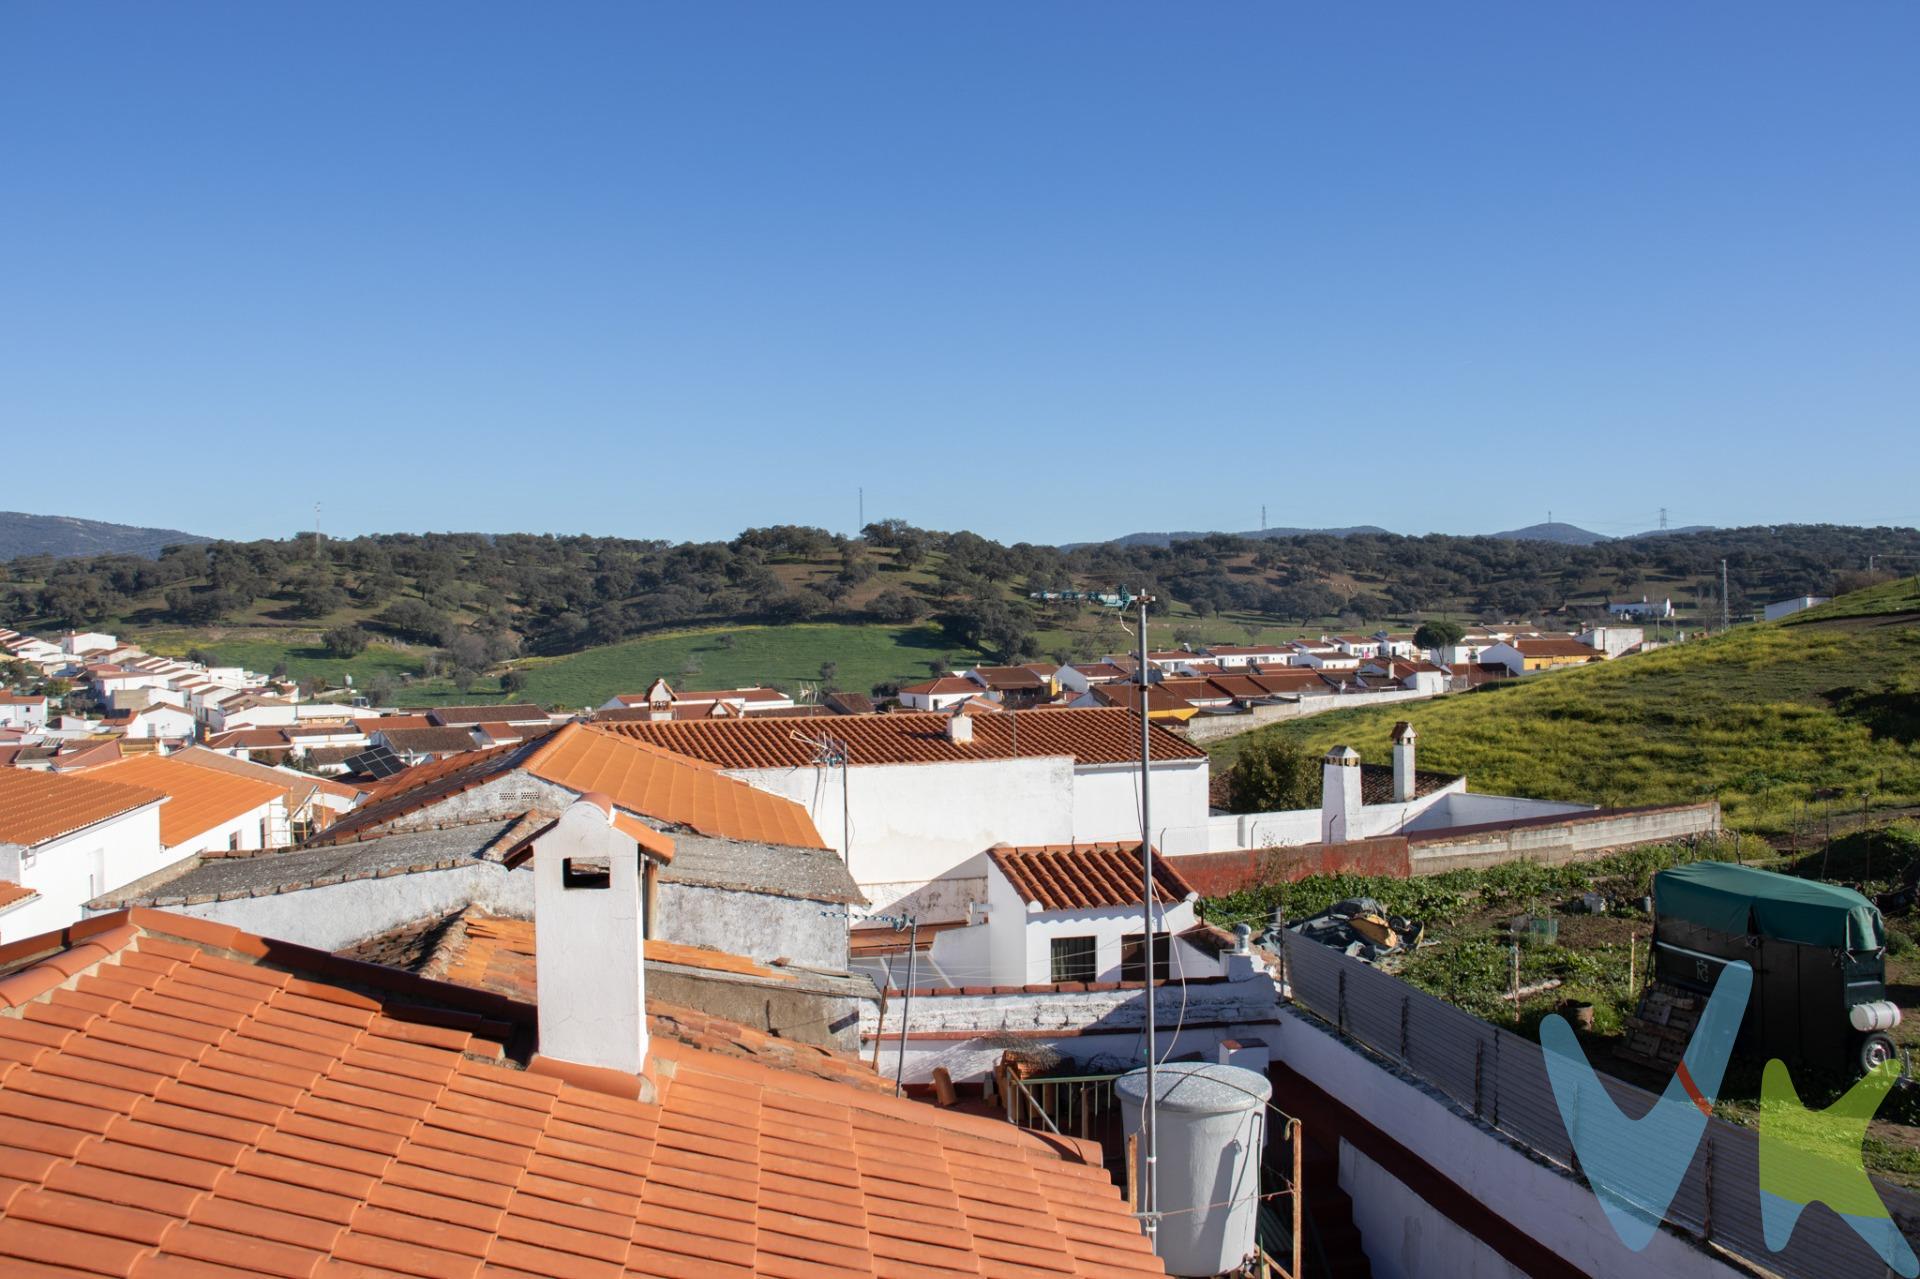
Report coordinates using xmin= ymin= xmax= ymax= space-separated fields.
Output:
xmin=533 ymin=794 xmax=648 ymax=1075
xmin=946 ymin=703 xmax=974 ymax=745
xmin=1392 ymin=721 xmax=1417 ymax=802
xmin=1321 ymin=746 xmax=1361 ymax=843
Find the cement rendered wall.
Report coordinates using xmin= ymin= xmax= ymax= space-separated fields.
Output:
xmin=1404 ymin=792 xmax=1591 ymax=832
xmin=868 ymin=967 xmax=1282 ymax=1085
xmin=132 ymin=861 xmax=535 ymax=951
xmin=654 ymin=880 xmax=847 ymax=970
xmin=1407 ymin=803 xmax=1721 ymax=874
xmin=1276 ymin=1008 xmax=1743 ymax=1279
xmin=1182 ymin=687 xmax=1440 ymax=743
xmin=1158 ymin=780 xmax=1462 ymax=857
xmin=1339 ymin=1144 xmax=1525 ymax=1279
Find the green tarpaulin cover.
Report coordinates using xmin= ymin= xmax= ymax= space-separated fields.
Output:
xmin=1655 ymin=862 xmax=1884 ymax=952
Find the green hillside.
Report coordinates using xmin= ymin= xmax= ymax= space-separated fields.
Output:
xmin=1213 ymin=579 xmax=1920 ymax=833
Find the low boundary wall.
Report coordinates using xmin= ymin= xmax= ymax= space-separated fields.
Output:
xmin=1182 ymin=687 xmax=1440 ymax=743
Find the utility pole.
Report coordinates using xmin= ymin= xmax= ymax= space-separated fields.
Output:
xmin=1721 ymin=559 xmax=1730 ymax=631
xmin=1135 ymin=590 xmax=1159 ymax=1247
xmin=858 ymin=487 xmax=865 ymax=535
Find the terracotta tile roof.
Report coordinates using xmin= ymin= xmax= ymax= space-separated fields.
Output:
xmin=967 ymin=665 xmax=1047 ymax=690
xmin=988 ymin=842 xmax=1198 ymax=911
xmin=1359 ymin=762 xmax=1461 ymax=805
xmin=319 ymin=724 xmax=827 ymax=850
xmin=0 ymin=880 xmax=38 ymax=911
xmin=426 ymin=703 xmax=552 ymax=726
xmin=898 ymin=676 xmax=981 ymax=696
xmin=89 ymin=756 xmax=285 ymax=848
xmin=203 ymin=728 xmax=293 ymax=751
xmin=0 ymin=768 xmax=164 ymax=848
xmin=525 ymin=724 xmax=824 ymax=849
xmin=428 ymin=914 xmax=795 ymax=1005
xmin=1091 ymin=682 xmax=1193 ymax=714
xmin=0 ymin=909 xmax=1162 ymax=1277
xmin=361 ymin=714 xmax=435 ymax=732
xmin=497 ymin=808 xmax=677 ymax=866
xmin=0 ymin=693 xmax=47 ymax=706
xmin=607 ymin=706 xmax=1207 ymax=769
xmin=172 ymin=746 xmax=364 ymax=805
xmin=375 ymin=725 xmax=484 ymax=755
xmin=1067 ymin=662 xmax=1130 ymax=682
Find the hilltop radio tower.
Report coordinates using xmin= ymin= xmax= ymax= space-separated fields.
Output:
xmin=1659 ymin=507 xmax=1669 ymax=531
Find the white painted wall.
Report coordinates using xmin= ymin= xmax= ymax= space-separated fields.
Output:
xmin=1402 ymin=791 xmax=1591 ymax=832
xmin=985 ymin=889 xmax=1201 ymax=987
xmin=0 ymin=803 xmax=169 ymax=941
xmin=1276 ymin=1009 xmax=1743 ymax=1279
xmin=0 ymin=700 xmax=48 ymax=730
xmin=1340 ymin=1144 xmax=1526 ymax=1279
xmin=1071 ymin=759 xmax=1210 ymax=845
xmin=169 ymin=798 xmax=283 ymax=859
xmin=725 ymin=756 xmax=1077 ymax=918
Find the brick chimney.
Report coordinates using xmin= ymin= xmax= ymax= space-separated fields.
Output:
xmin=533 ymin=793 xmax=648 ymax=1075
xmin=1391 ymin=721 xmax=1417 ymax=802
xmin=1321 ymin=746 xmax=1361 ymax=843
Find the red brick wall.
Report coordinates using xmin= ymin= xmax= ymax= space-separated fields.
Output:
xmin=1171 ymin=837 xmax=1412 ymax=896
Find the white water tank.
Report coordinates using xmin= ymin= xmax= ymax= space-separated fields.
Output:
xmin=1117 ymin=1062 xmax=1271 ymax=1277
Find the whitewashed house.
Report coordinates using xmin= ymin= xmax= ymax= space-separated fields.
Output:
xmin=0 ymin=693 xmax=49 ymax=732
xmin=0 ymin=767 xmax=168 ymax=941
xmin=603 ymin=707 xmax=1212 ymax=922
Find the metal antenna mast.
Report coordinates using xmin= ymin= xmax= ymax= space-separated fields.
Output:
xmin=858 ymin=487 xmax=864 ymax=534
xmin=313 ymin=503 xmax=323 ymax=561
xmin=1134 ymin=589 xmax=1159 ymax=1245
xmin=1721 ymin=559 xmax=1731 ymax=631
xmin=1659 ymin=507 xmax=1669 ymax=531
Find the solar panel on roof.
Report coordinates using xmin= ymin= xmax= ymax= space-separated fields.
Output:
xmin=343 ymin=745 xmax=406 ymax=778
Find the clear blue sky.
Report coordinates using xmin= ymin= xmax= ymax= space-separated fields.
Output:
xmin=3 ymin=4 xmax=1915 ymax=545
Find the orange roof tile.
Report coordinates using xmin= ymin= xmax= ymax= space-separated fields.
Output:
xmin=0 ymin=768 xmax=164 ymax=848
xmin=0 ymin=880 xmax=36 ymax=911
xmin=606 ymin=706 xmax=1207 ymax=769
xmin=988 ymin=842 xmax=1198 ymax=911
xmin=89 ymin=755 xmax=287 ymax=849
xmin=526 ymin=725 xmax=825 ymax=849
xmin=320 ymin=724 xmax=825 ymax=850
xmin=172 ymin=745 xmax=365 ymax=805
xmin=0 ymin=908 xmax=1164 ymax=1277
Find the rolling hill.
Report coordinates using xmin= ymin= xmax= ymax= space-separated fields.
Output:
xmin=1212 ymin=576 xmax=1920 ymax=833
xmin=0 ymin=512 xmax=208 ymax=560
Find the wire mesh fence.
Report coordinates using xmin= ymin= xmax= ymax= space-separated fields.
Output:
xmin=1282 ymin=932 xmax=1920 ymax=1278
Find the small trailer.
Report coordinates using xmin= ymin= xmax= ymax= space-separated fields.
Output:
xmin=1653 ymin=861 xmax=1902 ymax=1077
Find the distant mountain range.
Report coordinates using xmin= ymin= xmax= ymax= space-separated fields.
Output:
xmin=1487 ymin=522 xmax=1717 ymax=545
xmin=0 ymin=512 xmax=209 ymax=560
xmin=1064 ymin=525 xmax=1394 ymax=550
xmin=1075 ymin=521 xmax=1715 ymax=549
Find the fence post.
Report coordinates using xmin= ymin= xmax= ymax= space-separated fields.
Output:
xmin=1702 ymin=1131 xmax=1714 ymax=1242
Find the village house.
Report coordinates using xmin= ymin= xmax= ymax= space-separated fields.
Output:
xmin=1481 ymin=635 xmax=1602 ymax=674
xmin=0 ymin=692 xmax=49 ymax=732
xmin=596 ymin=679 xmax=794 ymax=719
xmin=896 ymin=674 xmax=988 ymax=711
xmin=87 ymin=753 xmax=289 ymax=859
xmin=604 ymin=706 xmax=1211 ymax=921
xmin=0 ymin=766 xmax=166 ymax=941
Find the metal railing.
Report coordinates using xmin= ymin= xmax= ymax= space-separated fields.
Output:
xmin=1282 ymin=930 xmax=1920 ymax=1279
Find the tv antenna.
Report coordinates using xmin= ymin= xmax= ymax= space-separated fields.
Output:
xmin=793 ymin=729 xmax=852 ymax=870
